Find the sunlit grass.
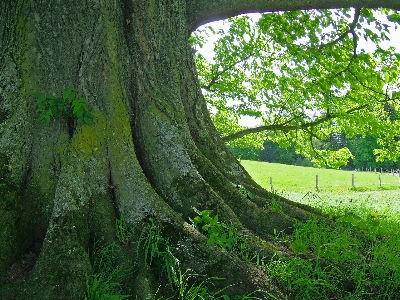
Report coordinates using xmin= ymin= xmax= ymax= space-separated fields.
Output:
xmin=241 ymin=160 xmax=400 ymax=299
xmin=241 ymin=160 xmax=400 ymax=192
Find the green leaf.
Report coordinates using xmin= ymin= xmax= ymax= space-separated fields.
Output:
xmin=211 ymin=214 xmax=218 ymax=225
xmin=193 ymin=216 xmax=202 ymax=224
xmin=72 ymin=99 xmax=80 ymax=109
xmin=34 ymin=92 xmax=46 ymax=104
xmin=84 ymin=116 xmax=93 ymax=125
xmin=36 ymin=86 xmax=93 ymax=127
xmin=203 ymin=215 xmax=212 ymax=223
xmin=387 ymin=13 xmax=400 ymax=24
xmin=63 ymin=85 xmax=75 ymax=100
xmin=201 ymin=210 xmax=212 ymax=217
xmin=76 ymin=109 xmax=84 ymax=118
xmin=63 ymin=90 xmax=70 ymax=100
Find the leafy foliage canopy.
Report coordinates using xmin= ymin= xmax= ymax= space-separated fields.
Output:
xmin=192 ymin=8 xmax=400 ymax=168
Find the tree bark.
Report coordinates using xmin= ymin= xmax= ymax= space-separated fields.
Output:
xmin=0 ymin=0 xmax=390 ymax=299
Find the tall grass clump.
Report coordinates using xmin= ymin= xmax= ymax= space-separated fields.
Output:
xmin=139 ymin=218 xmax=276 ymax=300
xmin=85 ymin=242 xmax=130 ymax=300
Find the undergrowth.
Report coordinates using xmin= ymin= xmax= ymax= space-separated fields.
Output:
xmin=262 ymin=190 xmax=400 ymax=299
xmin=86 ymin=189 xmax=400 ymax=299
xmin=139 ymin=218 xmax=270 ymax=300
xmin=85 ymin=242 xmax=130 ymax=300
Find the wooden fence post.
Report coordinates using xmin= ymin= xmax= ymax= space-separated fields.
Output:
xmin=352 ymin=174 xmax=355 ymax=188
xmin=270 ymin=176 xmax=273 ymax=190
xmin=316 ymin=174 xmax=319 ymax=191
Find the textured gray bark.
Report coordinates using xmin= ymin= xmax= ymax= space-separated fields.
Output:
xmin=0 ymin=0 xmax=389 ymax=299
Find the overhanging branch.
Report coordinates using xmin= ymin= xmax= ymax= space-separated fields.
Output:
xmin=221 ymin=101 xmax=375 ymax=142
xmin=186 ymin=0 xmax=400 ymax=31
xmin=318 ymin=8 xmax=361 ymax=50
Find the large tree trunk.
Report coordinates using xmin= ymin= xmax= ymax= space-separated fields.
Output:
xmin=0 ymin=1 xmax=382 ymax=299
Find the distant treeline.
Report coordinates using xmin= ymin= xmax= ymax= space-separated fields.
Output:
xmin=230 ymin=134 xmax=400 ymax=170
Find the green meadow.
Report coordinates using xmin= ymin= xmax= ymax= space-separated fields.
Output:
xmin=241 ymin=159 xmax=400 ymax=223
xmin=241 ymin=160 xmax=400 ymax=192
xmin=240 ymin=160 xmax=400 ymax=299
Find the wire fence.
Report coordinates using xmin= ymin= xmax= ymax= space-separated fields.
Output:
xmin=268 ymin=170 xmax=400 ymax=192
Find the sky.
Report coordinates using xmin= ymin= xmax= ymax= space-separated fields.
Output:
xmin=195 ymin=11 xmax=400 ymax=127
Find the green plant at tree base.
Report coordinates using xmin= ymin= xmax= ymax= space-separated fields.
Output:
xmin=232 ymin=183 xmax=255 ymax=200
xmin=260 ymin=198 xmax=400 ymax=300
xmin=146 ymin=269 xmax=276 ymax=300
xmin=139 ymin=218 xmax=272 ymax=300
xmin=85 ymin=275 xmax=129 ymax=300
xmin=269 ymin=195 xmax=283 ymax=214
xmin=138 ymin=218 xmax=180 ymax=289
xmin=190 ymin=208 xmax=235 ymax=250
xmin=85 ymin=242 xmax=130 ymax=300
xmin=172 ymin=270 xmax=274 ymax=300
xmin=115 ymin=215 xmax=135 ymax=245
xmin=190 ymin=208 xmax=255 ymax=263
xmin=35 ymin=85 xmax=93 ymax=125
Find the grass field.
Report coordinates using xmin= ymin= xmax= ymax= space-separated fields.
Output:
xmin=239 ymin=160 xmax=400 ymax=299
xmin=241 ymin=159 xmax=400 ymax=219
xmin=241 ymin=160 xmax=400 ymax=192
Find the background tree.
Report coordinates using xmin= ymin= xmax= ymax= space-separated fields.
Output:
xmin=259 ymin=140 xmax=313 ymax=166
xmin=195 ymin=7 xmax=400 ymax=168
xmin=1 ymin=1 xmax=400 ymax=299
xmin=346 ymin=134 xmax=400 ymax=170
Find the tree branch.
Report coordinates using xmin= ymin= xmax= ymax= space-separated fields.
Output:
xmin=221 ymin=101 xmax=374 ymax=142
xmin=201 ymin=53 xmax=255 ymax=91
xmin=307 ymin=129 xmax=330 ymax=166
xmin=348 ymin=69 xmax=387 ymax=96
xmin=186 ymin=0 xmax=400 ymax=31
xmin=318 ymin=8 xmax=361 ymax=50
xmin=333 ymin=32 xmax=358 ymax=76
